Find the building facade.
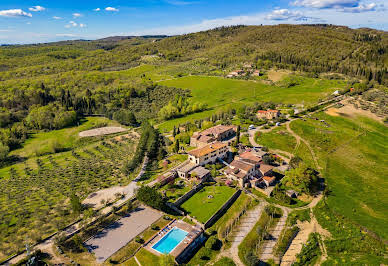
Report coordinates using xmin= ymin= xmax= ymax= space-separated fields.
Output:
xmin=188 ymin=142 xmax=229 ymax=166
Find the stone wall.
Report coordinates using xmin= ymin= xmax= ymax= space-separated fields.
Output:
xmin=204 ymin=189 xmax=241 ymax=229
xmin=173 ymin=183 xmax=204 ymax=207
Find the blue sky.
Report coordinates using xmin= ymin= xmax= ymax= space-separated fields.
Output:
xmin=0 ymin=0 xmax=387 ymax=44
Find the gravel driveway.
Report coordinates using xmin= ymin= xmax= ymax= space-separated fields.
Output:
xmin=85 ymin=206 xmax=162 ymax=262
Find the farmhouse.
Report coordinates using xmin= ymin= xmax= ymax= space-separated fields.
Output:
xmin=226 ymin=69 xmax=245 ymax=78
xmin=190 ymin=125 xmax=236 ymax=147
xmin=224 ymin=160 xmax=259 ymax=187
xmin=188 ymin=142 xmax=229 ymax=166
xmin=262 ymin=176 xmax=276 ymax=186
xmin=256 ymin=109 xmax=280 ymax=120
xmin=259 ymin=164 xmax=274 ymax=177
xmin=224 ymin=151 xmax=263 ymax=187
xmin=177 ymin=162 xmax=211 ymax=182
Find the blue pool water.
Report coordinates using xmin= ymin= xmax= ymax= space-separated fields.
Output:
xmin=152 ymin=227 xmax=188 ymax=254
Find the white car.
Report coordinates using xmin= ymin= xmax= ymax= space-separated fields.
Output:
xmin=248 ymin=125 xmax=255 ymax=130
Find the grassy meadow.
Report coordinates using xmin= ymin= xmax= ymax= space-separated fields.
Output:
xmin=9 ymin=117 xmax=121 ymax=159
xmin=157 ymin=75 xmax=346 ymax=131
xmin=255 ymin=125 xmax=297 ymax=153
xmin=181 ymin=185 xmax=236 ymax=223
xmin=290 ymin=113 xmax=388 ymax=240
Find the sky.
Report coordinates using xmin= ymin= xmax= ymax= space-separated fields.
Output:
xmin=0 ymin=0 xmax=387 ymax=44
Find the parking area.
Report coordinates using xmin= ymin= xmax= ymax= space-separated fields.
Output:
xmin=84 ymin=206 xmax=162 ymax=263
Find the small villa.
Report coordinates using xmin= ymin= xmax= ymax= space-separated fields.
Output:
xmin=256 ymin=109 xmax=280 ymax=120
xmin=190 ymin=124 xmax=236 ymax=147
xmin=188 ymin=142 xmax=229 ymax=166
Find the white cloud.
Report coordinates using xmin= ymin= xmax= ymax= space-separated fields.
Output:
xmin=73 ymin=13 xmax=82 ymax=18
xmin=29 ymin=6 xmax=45 ymax=12
xmin=292 ymin=0 xmax=359 ymax=9
xmin=0 ymin=29 xmax=13 ymax=32
xmin=105 ymin=7 xmax=119 ymax=12
xmin=27 ymin=22 xmax=31 ymax=25
xmin=93 ymin=8 xmax=101 ymax=11
xmin=342 ymin=2 xmax=384 ymax=12
xmin=292 ymin=0 xmax=384 ymax=12
xmin=65 ymin=21 xmax=87 ymax=28
xmin=0 ymin=9 xmax=32 ymax=18
xmin=65 ymin=21 xmax=78 ymax=28
xmin=53 ymin=16 xmax=62 ymax=20
xmin=265 ymin=9 xmax=306 ymax=20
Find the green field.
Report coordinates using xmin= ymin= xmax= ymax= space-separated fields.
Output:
xmin=181 ymin=185 xmax=236 ymax=223
xmin=157 ymin=75 xmax=345 ymax=131
xmin=9 ymin=117 xmax=121 ymax=159
xmin=255 ymin=125 xmax=297 ymax=153
xmin=290 ymin=113 xmax=388 ymax=240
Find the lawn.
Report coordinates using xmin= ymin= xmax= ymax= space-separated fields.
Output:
xmin=135 ymin=249 xmax=159 ymax=265
xmin=181 ymin=185 xmax=236 ymax=223
xmin=290 ymin=113 xmax=388 ymax=240
xmin=157 ymin=75 xmax=346 ymax=131
xmin=255 ymin=125 xmax=297 ymax=153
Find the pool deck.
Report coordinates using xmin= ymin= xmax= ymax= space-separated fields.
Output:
xmin=144 ymin=220 xmax=203 ymax=258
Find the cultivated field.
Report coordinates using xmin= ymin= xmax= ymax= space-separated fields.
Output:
xmin=181 ymin=185 xmax=236 ymax=223
xmin=0 ymin=129 xmax=138 ymax=260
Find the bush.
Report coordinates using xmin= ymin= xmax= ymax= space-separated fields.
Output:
xmin=0 ymin=142 xmax=9 ymax=161
xmin=205 ymin=236 xmax=221 ymax=251
xmin=136 ymin=186 xmax=165 ymax=210
xmin=135 ymin=237 xmax=145 ymax=244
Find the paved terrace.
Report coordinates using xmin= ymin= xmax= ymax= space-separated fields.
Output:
xmin=144 ymin=220 xmax=202 ymax=258
xmin=85 ymin=206 xmax=162 ymax=263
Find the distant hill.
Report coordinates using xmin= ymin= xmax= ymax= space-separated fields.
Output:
xmin=0 ymin=24 xmax=387 ymax=84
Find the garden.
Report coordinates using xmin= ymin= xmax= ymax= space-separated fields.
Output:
xmin=180 ymin=185 xmax=236 ymax=224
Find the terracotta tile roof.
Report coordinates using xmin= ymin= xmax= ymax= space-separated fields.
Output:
xmin=225 ymin=167 xmax=246 ymax=179
xmin=201 ymin=124 xmax=235 ymax=137
xmin=188 ymin=142 xmax=227 ymax=157
xmin=230 ymin=160 xmax=255 ymax=172
xmin=260 ymin=164 xmax=274 ymax=174
xmin=237 ymin=152 xmax=262 ymax=163
xmin=263 ymin=176 xmax=276 ymax=183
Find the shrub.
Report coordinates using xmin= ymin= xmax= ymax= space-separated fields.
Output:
xmin=205 ymin=236 xmax=221 ymax=250
xmin=135 ymin=237 xmax=145 ymax=244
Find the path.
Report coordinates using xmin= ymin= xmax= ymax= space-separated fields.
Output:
xmin=259 ymin=209 xmax=289 ymax=263
xmin=216 ymin=201 xmax=266 ymax=266
xmin=280 ymin=215 xmax=330 ymax=266
xmin=285 ymin=123 xmax=321 ymax=170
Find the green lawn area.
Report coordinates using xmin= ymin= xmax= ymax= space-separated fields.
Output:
xmin=290 ymin=113 xmax=388 ymax=240
xmin=255 ymin=125 xmax=297 ymax=153
xmin=181 ymin=185 xmax=236 ymax=223
xmin=157 ymin=75 xmax=346 ymax=132
xmin=214 ymin=257 xmax=236 ymax=266
xmin=10 ymin=116 xmax=121 ymax=159
xmin=135 ymin=249 xmax=159 ymax=265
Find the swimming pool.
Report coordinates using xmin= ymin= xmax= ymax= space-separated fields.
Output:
xmin=152 ymin=227 xmax=188 ymax=254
